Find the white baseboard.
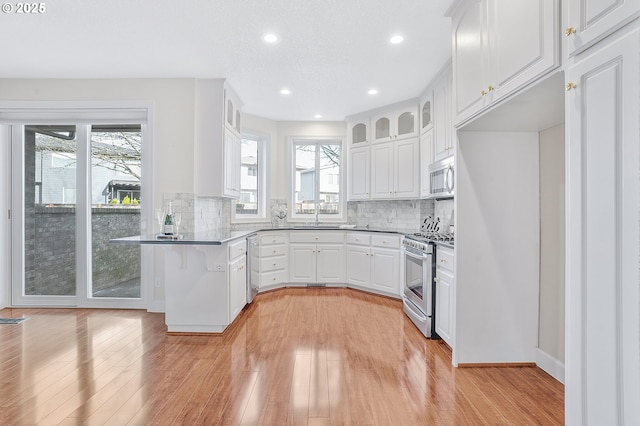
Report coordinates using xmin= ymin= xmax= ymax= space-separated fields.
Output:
xmin=535 ymin=348 xmax=564 ymax=384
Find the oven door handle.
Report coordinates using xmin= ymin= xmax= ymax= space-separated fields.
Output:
xmin=403 ymin=248 xmax=428 ymax=261
xmin=403 ymin=297 xmax=428 ymax=321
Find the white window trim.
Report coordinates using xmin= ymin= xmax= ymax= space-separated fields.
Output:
xmin=231 ymin=129 xmax=269 ymax=224
xmin=288 ymin=136 xmax=345 ymax=223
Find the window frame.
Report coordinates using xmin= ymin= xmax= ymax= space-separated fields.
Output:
xmin=289 ymin=136 xmax=345 ymax=223
xmin=231 ymin=130 xmax=268 ymax=223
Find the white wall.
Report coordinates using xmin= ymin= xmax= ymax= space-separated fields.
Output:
xmin=455 ymin=131 xmax=540 ymax=364
xmin=538 ymin=124 xmax=565 ymax=369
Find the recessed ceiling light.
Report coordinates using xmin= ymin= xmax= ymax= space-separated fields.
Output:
xmin=280 ymin=88 xmax=291 ymax=95
xmin=389 ymin=35 xmax=404 ymax=44
xmin=368 ymin=89 xmax=378 ymax=95
xmin=263 ymin=33 xmax=279 ymax=43
xmin=313 ymin=114 xmax=323 ymax=119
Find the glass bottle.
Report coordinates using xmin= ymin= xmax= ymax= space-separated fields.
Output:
xmin=163 ymin=201 xmax=175 ymax=235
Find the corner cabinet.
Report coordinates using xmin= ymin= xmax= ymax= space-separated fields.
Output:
xmin=566 ymin=0 xmax=640 ymax=56
xmin=449 ymin=0 xmax=559 ymax=126
xmin=195 ymin=79 xmax=243 ymax=198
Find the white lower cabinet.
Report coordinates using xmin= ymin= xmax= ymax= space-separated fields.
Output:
xmin=289 ymin=232 xmax=345 ymax=283
xmin=435 ymin=245 xmax=454 ymax=347
xmin=346 ymin=233 xmax=401 ymax=297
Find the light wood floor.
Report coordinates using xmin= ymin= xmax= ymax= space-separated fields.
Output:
xmin=0 ymin=288 xmax=564 ymax=425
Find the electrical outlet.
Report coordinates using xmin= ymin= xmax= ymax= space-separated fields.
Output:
xmin=213 ymin=263 xmax=224 ymax=272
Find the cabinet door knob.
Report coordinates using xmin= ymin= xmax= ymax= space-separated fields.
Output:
xmin=566 ymin=82 xmax=577 ymax=91
xmin=565 ymin=26 xmax=576 ymax=36
xmin=487 ymin=85 xmax=494 ymax=92
xmin=481 ymin=89 xmax=487 ymax=96
xmin=434 ymin=277 xmax=440 ymax=283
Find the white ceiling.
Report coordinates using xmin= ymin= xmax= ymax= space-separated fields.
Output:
xmin=1 ymin=0 xmax=452 ymax=121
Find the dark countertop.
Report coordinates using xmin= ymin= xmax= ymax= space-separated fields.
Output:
xmin=110 ymin=225 xmax=417 ymax=245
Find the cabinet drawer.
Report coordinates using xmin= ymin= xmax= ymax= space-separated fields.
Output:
xmin=346 ymin=233 xmax=371 ymax=246
xmin=289 ymin=231 xmax=345 ymax=244
xmin=260 ymin=256 xmax=287 ymax=272
xmin=436 ymin=247 xmax=454 ymax=273
xmin=260 ymin=244 xmax=287 ymax=258
xmin=260 ymin=233 xmax=287 ymax=245
xmin=371 ymin=234 xmax=400 ymax=249
xmin=228 ymin=239 xmax=247 ymax=260
xmin=260 ymin=270 xmax=288 ymax=287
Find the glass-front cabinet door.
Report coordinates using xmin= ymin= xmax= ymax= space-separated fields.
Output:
xmin=397 ymin=111 xmax=416 ymax=138
xmin=373 ymin=115 xmax=392 ymax=143
xmin=348 ymin=118 xmax=370 ymax=145
xmin=421 ymin=90 xmax=434 ymax=133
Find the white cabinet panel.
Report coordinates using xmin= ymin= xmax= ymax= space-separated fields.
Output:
xmin=316 ymin=244 xmax=345 ymax=283
xmin=348 ymin=146 xmax=370 ymax=200
xmin=433 ymin=67 xmax=454 ymax=160
xmin=395 ymin=138 xmax=420 ymax=198
xmin=346 ymin=246 xmax=371 ymax=287
xmin=420 ymin=129 xmax=434 ymax=198
xmin=566 ymin=24 xmax=640 ymax=425
xmin=289 ymin=244 xmax=317 ymax=282
xmin=229 ymin=256 xmax=246 ymax=321
xmin=435 ymin=268 xmax=453 ymax=346
xmin=371 ymin=142 xmax=394 ymax=199
xmin=370 ymin=247 xmax=399 ymax=294
xmin=566 ymin=0 xmax=640 ymax=55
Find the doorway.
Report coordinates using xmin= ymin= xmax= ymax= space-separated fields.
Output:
xmin=11 ymin=123 xmax=147 ymax=308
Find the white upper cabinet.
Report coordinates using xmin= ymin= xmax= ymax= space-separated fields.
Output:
xmin=433 ymin=65 xmax=454 ymax=160
xmin=348 ymin=146 xmax=370 ymax=200
xmin=371 ymin=138 xmax=420 ymax=199
xmin=449 ymin=0 xmax=559 ymax=125
xmin=371 ymin=104 xmax=419 ymax=143
xmin=420 ymin=128 xmax=434 ymax=198
xmin=566 ymin=0 xmax=640 ymax=56
xmin=347 ymin=115 xmax=371 ymax=145
xmin=195 ymin=79 xmax=243 ymax=198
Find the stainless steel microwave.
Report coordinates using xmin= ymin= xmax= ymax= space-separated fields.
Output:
xmin=428 ymin=155 xmax=454 ymax=198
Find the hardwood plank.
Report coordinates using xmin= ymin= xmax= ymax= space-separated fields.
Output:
xmin=0 ymin=289 xmax=564 ymax=425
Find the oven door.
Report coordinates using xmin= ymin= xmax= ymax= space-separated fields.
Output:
xmin=403 ymin=247 xmax=431 ymax=316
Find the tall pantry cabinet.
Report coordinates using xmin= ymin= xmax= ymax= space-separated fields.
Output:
xmin=564 ymin=2 xmax=640 ymax=423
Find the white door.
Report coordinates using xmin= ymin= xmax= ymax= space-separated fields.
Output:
xmin=567 ymin=0 xmax=640 ymax=55
xmin=348 ymin=146 xmax=370 ymax=200
xmin=289 ymin=244 xmax=316 ymax=282
xmin=9 ymin=121 xmax=148 ymax=308
xmin=566 ymin=24 xmax=640 ymax=425
xmin=0 ymin=125 xmax=10 ymax=308
xmin=346 ymin=246 xmax=370 ymax=287
xmin=395 ymin=138 xmax=420 ymax=198
xmin=370 ymin=247 xmax=399 ymax=295
xmin=370 ymin=142 xmax=394 ymax=199
xmin=316 ymin=244 xmax=345 ymax=283
xmin=490 ymin=0 xmax=559 ymax=101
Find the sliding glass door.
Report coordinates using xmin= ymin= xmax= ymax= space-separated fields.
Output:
xmin=12 ymin=123 xmax=145 ymax=307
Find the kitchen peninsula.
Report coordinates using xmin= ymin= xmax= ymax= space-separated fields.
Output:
xmin=113 ymin=230 xmax=255 ymax=333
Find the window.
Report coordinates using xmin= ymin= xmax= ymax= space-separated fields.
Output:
xmin=232 ymin=133 xmax=267 ymax=221
xmin=291 ymin=138 xmax=343 ymax=220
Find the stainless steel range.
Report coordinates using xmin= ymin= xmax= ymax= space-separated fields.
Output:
xmin=402 ymin=229 xmax=454 ymax=339
xmin=402 ymin=235 xmax=437 ymax=338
